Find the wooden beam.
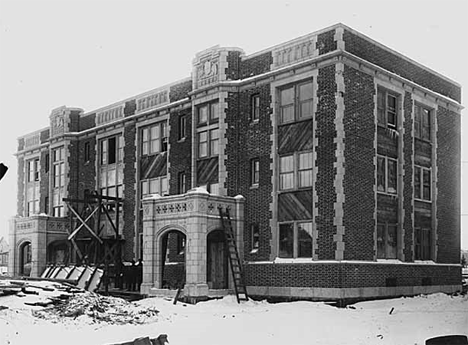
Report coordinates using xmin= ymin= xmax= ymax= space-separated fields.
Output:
xmin=66 ymin=202 xmax=103 ymax=244
xmin=67 ymin=207 xmax=99 ymax=240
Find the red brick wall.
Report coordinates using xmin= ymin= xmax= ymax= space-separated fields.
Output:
xmin=169 ymin=108 xmax=192 ymax=194
xmin=343 ymin=65 xmax=375 ymax=260
xmin=169 ymin=80 xmax=192 ymax=102
xmin=225 ymin=84 xmax=273 ymax=261
xmin=39 ymin=150 xmax=50 ymax=214
xmin=317 ymin=29 xmax=337 ymax=55
xmin=315 ymin=65 xmax=337 ymax=260
xmin=402 ymin=91 xmax=415 ymax=261
xmin=245 ymin=262 xmax=460 ymax=288
xmin=124 ymin=100 xmax=136 ymax=117
xmin=343 ymin=30 xmax=461 ymax=102
xmin=67 ymin=141 xmax=79 ymax=200
xmin=123 ymin=123 xmax=137 ymax=261
xmin=77 ymin=137 xmax=97 ymax=198
xmin=240 ymin=52 xmax=272 ymax=79
xmin=436 ymin=106 xmax=461 ymax=264
xmin=79 ymin=113 xmax=96 ymax=131
xmin=226 ymin=51 xmax=241 ymax=80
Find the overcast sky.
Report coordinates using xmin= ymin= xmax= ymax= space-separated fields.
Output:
xmin=0 ymin=0 xmax=467 ymax=249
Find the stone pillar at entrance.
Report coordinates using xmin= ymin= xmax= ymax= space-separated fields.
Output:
xmin=141 ymin=188 xmax=245 ymax=300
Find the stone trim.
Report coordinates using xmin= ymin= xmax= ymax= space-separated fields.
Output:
xmin=247 ymin=284 xmax=460 ymax=299
xmin=333 ymin=61 xmax=346 ymax=260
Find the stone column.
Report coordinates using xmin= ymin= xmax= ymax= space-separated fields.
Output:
xmin=31 ymin=216 xmax=48 ymax=277
xmin=141 ymin=199 xmax=155 ymax=295
xmin=8 ymin=218 xmax=17 ymax=276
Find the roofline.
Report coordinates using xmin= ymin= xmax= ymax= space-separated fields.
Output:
xmin=80 ymin=76 xmax=192 ymax=117
xmin=17 ymin=126 xmax=50 ymax=141
xmin=339 ymin=23 xmax=461 ymax=88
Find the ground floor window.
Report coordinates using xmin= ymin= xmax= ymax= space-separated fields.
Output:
xmin=415 ymin=227 xmax=431 ymax=260
xmin=279 ymin=221 xmax=313 ymax=258
xmin=377 ymin=223 xmax=397 ymax=259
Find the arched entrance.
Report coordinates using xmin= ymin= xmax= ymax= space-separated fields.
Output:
xmin=207 ymin=230 xmax=228 ymax=289
xmin=19 ymin=242 xmax=32 ymax=276
xmin=47 ymin=241 xmax=69 ymax=265
xmin=160 ymin=230 xmax=186 ymax=289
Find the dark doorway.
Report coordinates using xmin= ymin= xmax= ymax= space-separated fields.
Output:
xmin=19 ymin=242 xmax=32 ymax=276
xmin=47 ymin=241 xmax=69 ymax=265
xmin=207 ymin=230 xmax=228 ymax=289
xmin=161 ymin=230 xmax=186 ymax=289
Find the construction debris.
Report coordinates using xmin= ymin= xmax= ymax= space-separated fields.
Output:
xmin=1 ymin=277 xmax=159 ymax=325
xmin=33 ymin=292 xmax=159 ymax=325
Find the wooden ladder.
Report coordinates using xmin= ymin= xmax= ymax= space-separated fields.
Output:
xmin=218 ymin=207 xmax=249 ymax=303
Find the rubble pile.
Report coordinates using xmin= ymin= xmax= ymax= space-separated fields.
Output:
xmin=33 ymin=292 xmax=160 ymax=325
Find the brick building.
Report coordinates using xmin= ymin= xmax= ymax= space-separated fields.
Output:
xmin=10 ymin=23 xmax=462 ymax=300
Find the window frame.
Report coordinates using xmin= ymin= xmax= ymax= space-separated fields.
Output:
xmin=198 ymin=128 xmax=219 ymax=158
xmin=251 ymin=94 xmax=260 ymax=122
xmin=377 ymin=155 xmax=398 ymax=195
xmin=250 ymin=158 xmax=260 ymax=187
xmin=278 ymin=221 xmax=314 ymax=258
xmin=197 ymin=101 xmax=219 ymax=126
xmin=141 ymin=122 xmax=167 ymax=156
xmin=178 ymin=115 xmax=187 ymax=141
xmin=51 ymin=147 xmax=65 ymax=217
xmin=377 ymin=88 xmax=399 ymax=129
xmin=278 ymin=79 xmax=313 ymax=124
xmin=414 ymin=227 xmax=432 ymax=260
xmin=141 ymin=176 xmax=168 ymax=197
xmin=414 ymin=165 xmax=431 ymax=202
xmin=279 ymin=151 xmax=313 ymax=191
xmin=178 ymin=172 xmax=187 ymax=194
xmin=414 ymin=103 xmax=432 ymax=142
xmin=250 ymin=223 xmax=260 ymax=252
xmin=376 ymin=222 xmax=398 ymax=259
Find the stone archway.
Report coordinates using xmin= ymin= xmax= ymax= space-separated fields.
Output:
xmin=160 ymin=230 xmax=186 ymax=289
xmin=19 ymin=241 xmax=32 ymax=276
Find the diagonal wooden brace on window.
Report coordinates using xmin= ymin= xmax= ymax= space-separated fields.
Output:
xmin=67 ymin=206 xmax=100 ymax=241
xmin=66 ymin=201 xmax=103 ymax=244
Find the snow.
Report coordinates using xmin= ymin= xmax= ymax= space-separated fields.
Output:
xmin=1 ymin=285 xmax=467 ymax=345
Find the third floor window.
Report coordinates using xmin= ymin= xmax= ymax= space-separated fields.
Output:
xmin=279 ymin=80 xmax=313 ymax=124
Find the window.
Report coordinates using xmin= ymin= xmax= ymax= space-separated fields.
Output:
xmin=100 ymin=136 xmax=124 ymax=164
xmin=377 ymin=223 xmax=397 ymax=259
xmin=84 ymin=142 xmax=91 ymax=162
xmin=251 ymin=159 xmax=260 ymax=186
xmin=279 ymin=222 xmax=313 ymax=258
xmin=251 ymin=224 xmax=260 ymax=252
xmin=45 ymin=154 xmax=50 ymax=173
xmin=279 ymin=80 xmax=313 ymax=124
xmin=141 ymin=122 xmax=167 ymax=156
xmin=414 ymin=104 xmax=432 ymax=141
xmin=198 ymin=129 xmax=219 ymax=158
xmin=415 ymin=227 xmax=431 ymax=260
xmin=52 ymin=147 xmax=65 ymax=217
xmin=377 ymin=156 xmax=397 ymax=194
xmin=27 ymin=158 xmax=40 ymax=182
xmin=197 ymin=101 xmax=219 ymax=125
xmin=251 ymin=94 xmax=260 ymax=121
xmin=178 ymin=115 xmax=187 ymax=140
xmin=377 ymin=88 xmax=398 ymax=129
xmin=414 ymin=166 xmax=431 ymax=201
xmin=178 ymin=172 xmax=187 ymax=194
xmin=279 ymin=151 xmax=313 ymax=190
xmin=141 ymin=176 xmax=168 ymax=197
xmin=177 ymin=234 xmax=186 ymax=254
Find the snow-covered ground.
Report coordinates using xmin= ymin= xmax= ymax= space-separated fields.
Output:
xmin=0 ymin=283 xmax=467 ymax=345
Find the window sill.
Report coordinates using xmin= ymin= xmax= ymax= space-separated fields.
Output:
xmin=177 ymin=138 xmax=186 ymax=143
xmin=414 ymin=198 xmax=432 ymax=204
xmin=377 ymin=191 xmax=398 ymax=197
xmin=250 ymin=119 xmax=259 ymax=125
xmin=413 ymin=260 xmax=435 ymax=264
xmin=250 ymin=249 xmax=259 ymax=254
xmin=278 ymin=186 xmax=313 ymax=194
xmin=278 ymin=117 xmax=313 ymax=127
xmin=250 ymin=184 xmax=259 ymax=190
xmin=274 ymin=257 xmax=314 ymax=263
